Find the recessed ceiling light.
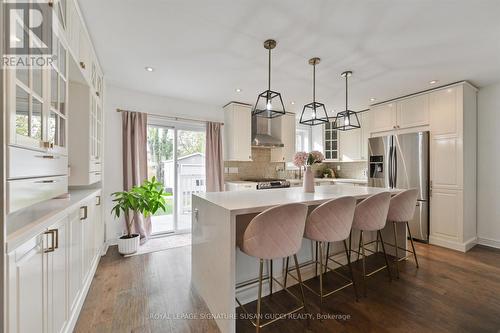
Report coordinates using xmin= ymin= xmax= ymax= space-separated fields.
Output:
xmin=429 ymin=80 xmax=438 ymax=85
xmin=370 ymin=98 xmax=377 ymax=102
xmin=145 ymin=66 xmax=154 ymax=72
xmin=235 ymin=88 xmax=242 ymax=93
xmin=290 ymin=101 xmax=295 ymax=105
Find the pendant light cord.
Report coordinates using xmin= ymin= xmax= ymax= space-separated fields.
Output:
xmin=313 ymin=63 xmax=316 ymax=104
xmin=345 ymin=74 xmax=348 ymax=110
xmin=268 ymin=48 xmax=271 ymax=92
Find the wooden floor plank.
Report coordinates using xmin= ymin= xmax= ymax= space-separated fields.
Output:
xmin=75 ymin=243 xmax=500 ymax=333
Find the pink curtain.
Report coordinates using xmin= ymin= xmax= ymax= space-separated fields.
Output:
xmin=205 ymin=122 xmax=224 ymax=192
xmin=122 ymin=111 xmax=151 ymax=243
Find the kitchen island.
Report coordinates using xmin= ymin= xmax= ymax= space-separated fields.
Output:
xmin=192 ymin=184 xmax=403 ymax=333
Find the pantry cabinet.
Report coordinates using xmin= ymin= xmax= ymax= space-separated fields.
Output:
xmin=7 ymin=192 xmax=104 ymax=333
xmin=223 ymin=102 xmax=252 ymax=161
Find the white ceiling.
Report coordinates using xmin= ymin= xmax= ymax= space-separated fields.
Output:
xmin=79 ymin=0 xmax=500 ymax=114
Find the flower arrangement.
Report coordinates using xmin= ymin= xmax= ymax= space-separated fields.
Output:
xmin=293 ymin=151 xmax=308 ymax=168
xmin=293 ymin=151 xmax=325 ymax=173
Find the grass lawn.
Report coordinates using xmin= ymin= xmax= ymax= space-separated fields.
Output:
xmin=153 ymin=197 xmax=173 ymax=216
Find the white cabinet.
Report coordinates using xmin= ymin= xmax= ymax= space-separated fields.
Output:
xmin=369 ymin=102 xmax=397 ymax=133
xmin=68 ymin=82 xmax=102 ymax=185
xmin=428 ymin=83 xmax=477 ymax=252
xmin=369 ymin=95 xmax=430 ymax=134
xmin=270 ymin=113 xmax=296 ymax=162
xmin=47 ymin=218 xmax=69 ymax=333
xmin=397 ymin=94 xmax=429 ymax=129
xmin=7 ymin=192 xmax=104 ymax=333
xmin=339 ymin=128 xmax=361 ymax=161
xmin=360 ymin=112 xmax=370 ymax=160
xmin=7 ymin=235 xmax=45 ymax=333
xmin=324 ymin=112 xmax=369 ymax=162
xmin=223 ymin=102 xmax=252 ymax=161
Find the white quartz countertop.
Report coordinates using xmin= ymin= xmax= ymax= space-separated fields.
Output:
xmin=6 ymin=188 xmax=101 ymax=252
xmin=195 ymin=184 xmax=399 ymax=215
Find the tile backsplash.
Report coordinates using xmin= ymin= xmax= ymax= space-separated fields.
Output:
xmin=224 ymin=148 xmax=368 ymax=181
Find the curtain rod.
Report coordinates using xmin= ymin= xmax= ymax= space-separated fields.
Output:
xmin=116 ymin=108 xmax=224 ymax=125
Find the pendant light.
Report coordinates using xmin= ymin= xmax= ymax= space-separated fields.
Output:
xmin=333 ymin=71 xmax=361 ymax=131
xmin=299 ymin=57 xmax=329 ymax=126
xmin=252 ymin=39 xmax=286 ymax=118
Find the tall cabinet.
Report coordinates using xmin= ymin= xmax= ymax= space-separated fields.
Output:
xmin=428 ymin=84 xmax=477 ymax=251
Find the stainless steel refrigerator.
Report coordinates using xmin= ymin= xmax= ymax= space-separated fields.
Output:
xmin=368 ymin=131 xmax=429 ymax=242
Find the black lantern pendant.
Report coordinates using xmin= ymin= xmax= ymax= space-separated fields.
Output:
xmin=252 ymin=39 xmax=286 ymax=118
xmin=299 ymin=57 xmax=329 ymax=126
xmin=333 ymin=71 xmax=361 ymax=131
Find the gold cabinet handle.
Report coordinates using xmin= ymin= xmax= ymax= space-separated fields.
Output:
xmin=44 ymin=230 xmax=55 ymax=253
xmin=80 ymin=206 xmax=88 ymax=220
xmin=96 ymin=195 xmax=101 ymax=206
xmin=80 ymin=61 xmax=86 ymax=69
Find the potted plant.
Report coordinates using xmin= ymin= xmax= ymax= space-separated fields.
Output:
xmin=111 ymin=177 xmax=170 ymax=255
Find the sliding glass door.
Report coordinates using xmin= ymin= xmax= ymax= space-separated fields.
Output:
xmin=147 ymin=121 xmax=205 ymax=235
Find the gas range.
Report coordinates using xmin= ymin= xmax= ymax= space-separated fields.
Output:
xmin=243 ymin=178 xmax=291 ymax=190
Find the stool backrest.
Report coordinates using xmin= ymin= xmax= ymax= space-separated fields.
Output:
xmin=353 ymin=192 xmax=391 ymax=231
xmin=305 ymin=196 xmax=357 ymax=242
xmin=242 ymin=203 xmax=308 ymax=260
xmin=387 ymin=188 xmax=419 ymax=222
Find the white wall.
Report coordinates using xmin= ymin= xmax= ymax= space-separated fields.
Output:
xmin=477 ymin=82 xmax=500 ymax=249
xmin=103 ymin=84 xmax=222 ymax=243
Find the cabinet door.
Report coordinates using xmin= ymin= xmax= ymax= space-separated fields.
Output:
xmin=68 ymin=209 xmax=83 ymax=313
xmin=7 ymin=235 xmax=45 ymax=333
xmin=397 ymin=94 xmax=429 ymax=129
xmin=82 ymin=200 xmax=95 ymax=279
xmin=339 ymin=128 xmax=361 ymax=161
xmin=93 ymin=195 xmax=104 ymax=254
xmin=66 ymin=0 xmax=80 ymax=59
xmin=223 ymin=103 xmax=252 ymax=161
xmin=78 ymin=31 xmax=91 ymax=82
xmin=270 ymin=113 xmax=296 ymax=162
xmin=430 ymin=188 xmax=463 ymax=241
xmin=47 ymin=218 xmax=69 ymax=333
xmin=369 ymin=103 xmax=397 ymax=133
xmin=48 ymin=33 xmax=68 ymax=155
xmin=429 ymin=86 xmax=461 ymax=136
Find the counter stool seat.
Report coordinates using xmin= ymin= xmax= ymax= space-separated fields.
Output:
xmin=236 ymin=203 xmax=308 ymax=333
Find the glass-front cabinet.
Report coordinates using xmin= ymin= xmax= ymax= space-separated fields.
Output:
xmin=7 ymin=32 xmax=68 ymax=155
xmin=324 ymin=122 xmax=339 ymax=161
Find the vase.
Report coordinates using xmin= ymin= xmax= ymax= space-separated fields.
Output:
xmin=303 ymin=166 xmax=315 ymax=193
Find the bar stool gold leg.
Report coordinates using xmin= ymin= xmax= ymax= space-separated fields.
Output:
xmin=357 ymin=231 xmax=363 ymax=261
xmin=269 ymin=259 xmax=273 ymax=296
xmin=406 ymin=221 xmax=419 ymax=268
xmin=375 ymin=231 xmax=380 ymax=253
xmin=360 ymin=231 xmax=367 ymax=297
xmin=318 ymin=242 xmax=324 ymax=312
xmin=315 ymin=241 xmax=319 ymax=277
xmin=283 ymin=256 xmax=289 ymax=288
xmin=325 ymin=242 xmax=330 ymax=274
xmin=256 ymin=259 xmax=264 ymax=332
xmin=392 ymin=222 xmax=400 ymax=279
xmin=378 ymin=230 xmax=392 ymax=282
xmin=348 ymin=231 xmax=352 ymax=258
xmin=343 ymin=239 xmax=359 ymax=301
xmin=293 ymin=254 xmax=307 ymax=312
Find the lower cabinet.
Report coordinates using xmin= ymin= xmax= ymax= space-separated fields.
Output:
xmin=7 ymin=192 xmax=104 ymax=333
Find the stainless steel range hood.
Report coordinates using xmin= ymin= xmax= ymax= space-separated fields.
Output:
xmin=251 ymin=116 xmax=284 ymax=148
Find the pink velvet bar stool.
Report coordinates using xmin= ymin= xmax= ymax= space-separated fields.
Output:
xmin=351 ymin=191 xmax=392 ymax=296
xmin=236 ymin=203 xmax=308 ymax=333
xmin=385 ymin=188 xmax=419 ymax=278
xmin=284 ymin=196 xmax=359 ymax=308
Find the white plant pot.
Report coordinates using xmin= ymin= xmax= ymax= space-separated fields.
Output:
xmin=118 ymin=234 xmax=140 ymax=255
xmin=303 ymin=166 xmax=315 ymax=193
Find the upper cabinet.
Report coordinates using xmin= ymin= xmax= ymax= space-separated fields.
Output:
xmin=270 ymin=113 xmax=296 ymax=162
xmin=323 ymin=122 xmax=339 ymax=161
xmin=369 ymin=94 xmax=430 ymax=134
xmin=223 ymin=103 xmax=252 ymax=161
xmin=369 ymin=102 xmax=397 ymax=133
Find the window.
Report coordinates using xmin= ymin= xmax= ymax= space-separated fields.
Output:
xmin=296 ymin=126 xmax=311 ymax=152
xmin=324 ymin=122 xmax=338 ymax=160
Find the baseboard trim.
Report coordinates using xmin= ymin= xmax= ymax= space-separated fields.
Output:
xmin=64 ymin=244 xmax=104 ymax=333
xmin=477 ymin=237 xmax=500 ymax=249
xmin=429 ymin=235 xmax=477 ymax=252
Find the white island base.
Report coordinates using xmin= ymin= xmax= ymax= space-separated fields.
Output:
xmin=192 ymin=184 xmax=404 ymax=333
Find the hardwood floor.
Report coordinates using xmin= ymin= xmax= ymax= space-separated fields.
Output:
xmin=75 ymin=243 xmax=500 ymax=333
